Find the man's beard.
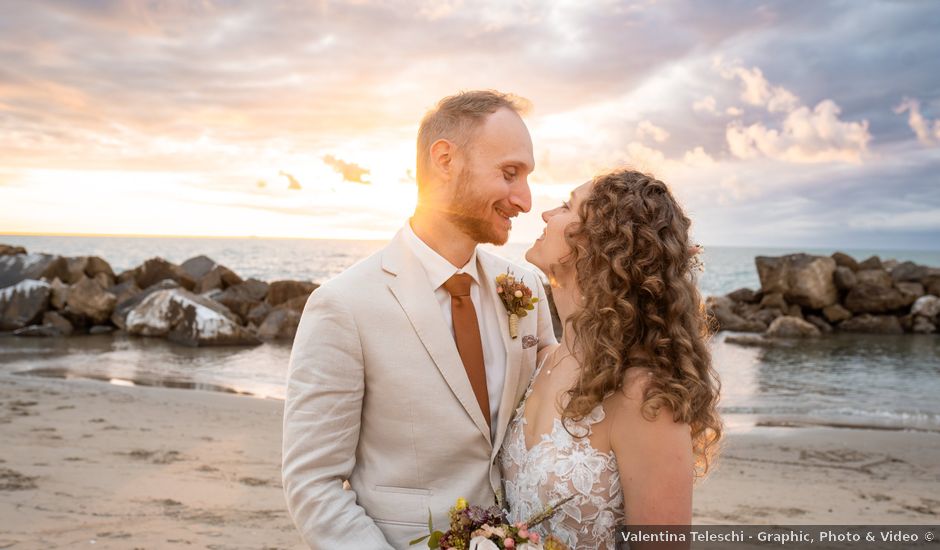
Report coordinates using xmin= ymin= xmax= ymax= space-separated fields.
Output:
xmin=445 ymin=166 xmax=509 ymax=245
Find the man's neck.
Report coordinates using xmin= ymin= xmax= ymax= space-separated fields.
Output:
xmin=409 ymin=210 xmax=478 ymax=268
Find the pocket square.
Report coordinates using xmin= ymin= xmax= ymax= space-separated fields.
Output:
xmin=521 ymin=334 xmax=538 ymax=349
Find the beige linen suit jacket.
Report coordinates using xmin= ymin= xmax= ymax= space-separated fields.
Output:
xmin=282 ymin=228 xmax=557 ymax=549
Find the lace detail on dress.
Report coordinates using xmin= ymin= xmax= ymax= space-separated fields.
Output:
xmin=499 ymin=353 xmax=625 ymax=550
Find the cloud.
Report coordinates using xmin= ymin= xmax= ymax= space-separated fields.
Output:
xmin=713 ymin=60 xmax=872 ymax=164
xmin=322 ymin=155 xmax=371 ymax=184
xmin=624 ymin=141 xmax=667 ymax=173
xmin=682 ymin=146 xmax=715 ymax=167
xmin=692 ymin=96 xmax=717 ymax=114
xmin=726 ymin=100 xmax=871 ymax=163
xmin=894 ymin=97 xmax=940 ymax=146
xmin=636 ymin=120 xmax=670 ymax=143
xmin=725 ymin=106 xmax=743 ymax=116
xmin=719 ymin=62 xmax=800 ymax=113
xmin=717 ymin=175 xmax=760 ymax=205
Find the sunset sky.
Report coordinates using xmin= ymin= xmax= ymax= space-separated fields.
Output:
xmin=1 ymin=1 xmax=938 ymax=248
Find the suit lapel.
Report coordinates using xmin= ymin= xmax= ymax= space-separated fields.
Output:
xmin=383 ymin=230 xmax=492 ymax=445
xmin=478 ymin=252 xmax=524 ymax=458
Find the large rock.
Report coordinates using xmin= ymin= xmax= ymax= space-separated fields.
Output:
xmin=116 ymin=269 xmax=137 ymax=285
xmin=855 ymin=269 xmax=892 ymax=288
xmin=66 ymin=257 xmax=90 ymax=284
xmin=42 ymin=311 xmax=74 ymax=336
xmin=911 ymin=295 xmax=940 ymax=318
xmin=844 ymin=283 xmax=910 ymax=313
xmin=13 ymin=324 xmax=63 ymax=337
xmin=834 ymin=267 xmax=857 ymax=291
xmin=109 ymin=280 xmax=142 ymax=305
xmin=831 ymin=252 xmax=859 ymax=271
xmin=756 ymin=254 xmax=838 ymax=309
xmin=125 ymin=288 xmax=259 ymax=347
xmin=0 ymin=253 xmax=70 ymax=288
xmin=759 ymin=292 xmax=788 ymax=311
xmin=765 ymin=316 xmax=821 ymax=338
xmin=838 ymin=314 xmax=903 ymax=334
xmin=246 ymin=302 xmax=273 ymax=327
xmin=111 ymin=279 xmax=180 ymax=330
xmin=706 ymin=296 xmax=766 ymax=332
xmin=85 ymin=256 xmax=115 ymax=279
xmin=912 ymin=316 xmax=936 ymax=334
xmin=134 ymin=258 xmax=196 ymax=291
xmin=0 ymin=279 xmax=52 ymax=330
xmin=806 ymin=315 xmax=833 ymax=333
xmin=49 ymin=277 xmax=69 ymax=310
xmin=214 ymin=278 xmax=269 ymax=323
xmin=180 ymin=255 xmax=218 ymax=280
xmin=194 ymin=264 xmax=243 ymax=294
xmin=923 ymin=272 xmax=940 ymax=297
xmin=822 ymin=303 xmax=852 ymax=323
xmin=266 ymin=280 xmax=318 ymax=307
xmin=0 ymin=244 xmax=27 ymax=256
xmin=257 ymin=308 xmax=302 ymax=340
xmin=890 ymin=261 xmax=929 ymax=283
xmin=857 ymin=256 xmax=883 ymax=270
xmin=727 ymin=288 xmax=759 ymax=303
xmin=896 ymin=282 xmax=925 ymax=302
xmin=65 ymin=256 xmax=115 ymax=284
xmin=65 ymin=277 xmax=117 ymax=325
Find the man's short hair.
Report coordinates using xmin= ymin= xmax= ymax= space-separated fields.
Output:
xmin=415 ymin=90 xmax=530 ymax=188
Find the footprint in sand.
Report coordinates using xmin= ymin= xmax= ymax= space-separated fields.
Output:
xmin=0 ymin=468 xmax=38 ymax=491
xmin=121 ymin=449 xmax=185 ymax=464
xmin=800 ymin=449 xmax=873 ymax=464
xmin=239 ymin=477 xmax=279 ymax=487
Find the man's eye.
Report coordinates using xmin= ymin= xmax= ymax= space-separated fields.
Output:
xmin=503 ymin=171 xmax=516 ymax=181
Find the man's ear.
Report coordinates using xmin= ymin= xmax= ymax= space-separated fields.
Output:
xmin=429 ymin=138 xmax=455 ymax=179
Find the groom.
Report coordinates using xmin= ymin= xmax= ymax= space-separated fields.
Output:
xmin=282 ymin=90 xmax=557 ymax=549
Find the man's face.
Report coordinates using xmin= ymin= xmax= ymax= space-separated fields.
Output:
xmin=444 ymin=107 xmax=534 ymax=245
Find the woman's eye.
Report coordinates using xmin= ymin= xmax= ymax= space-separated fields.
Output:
xmin=561 ymin=201 xmax=570 ymax=210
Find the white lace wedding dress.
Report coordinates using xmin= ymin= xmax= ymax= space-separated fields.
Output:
xmin=499 ymin=353 xmax=625 ymax=549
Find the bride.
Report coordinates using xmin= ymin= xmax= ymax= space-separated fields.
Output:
xmin=499 ymin=168 xmax=722 ymax=549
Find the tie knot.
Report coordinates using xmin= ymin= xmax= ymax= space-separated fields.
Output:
xmin=443 ymin=273 xmax=473 ymax=297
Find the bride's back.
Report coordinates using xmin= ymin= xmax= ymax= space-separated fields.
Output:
xmin=500 ymin=345 xmax=653 ymax=549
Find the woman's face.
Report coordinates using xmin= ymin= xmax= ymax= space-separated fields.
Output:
xmin=526 ymin=180 xmax=592 ymax=282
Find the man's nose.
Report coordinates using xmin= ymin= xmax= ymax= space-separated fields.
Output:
xmin=508 ymin=178 xmax=532 ymax=214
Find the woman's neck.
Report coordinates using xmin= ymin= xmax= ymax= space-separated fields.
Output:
xmin=550 ymin=277 xmax=581 ymax=357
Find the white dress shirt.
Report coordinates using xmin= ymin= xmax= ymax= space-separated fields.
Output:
xmin=402 ymin=219 xmax=506 ymax=441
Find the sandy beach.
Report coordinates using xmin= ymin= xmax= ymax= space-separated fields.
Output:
xmin=2 ymin=373 xmax=939 ymax=550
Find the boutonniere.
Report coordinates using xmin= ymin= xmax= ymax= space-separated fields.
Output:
xmin=495 ymin=269 xmax=538 ymax=339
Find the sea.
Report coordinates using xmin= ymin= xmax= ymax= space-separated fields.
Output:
xmin=1 ymin=234 xmax=939 ymax=432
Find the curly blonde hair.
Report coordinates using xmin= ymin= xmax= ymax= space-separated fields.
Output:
xmin=561 ymin=168 xmax=722 ymax=476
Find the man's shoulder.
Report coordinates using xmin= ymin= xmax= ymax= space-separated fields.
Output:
xmin=315 ymin=245 xmax=389 ymax=295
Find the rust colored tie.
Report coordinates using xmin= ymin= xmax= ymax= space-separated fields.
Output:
xmin=442 ymin=273 xmax=491 ymax=429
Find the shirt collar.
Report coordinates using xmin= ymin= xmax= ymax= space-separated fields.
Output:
xmin=402 ymin=219 xmax=481 ymax=291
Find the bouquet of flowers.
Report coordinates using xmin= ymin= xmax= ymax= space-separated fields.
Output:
xmin=495 ymin=270 xmax=539 ymax=339
xmin=410 ymin=496 xmax=572 ymax=550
